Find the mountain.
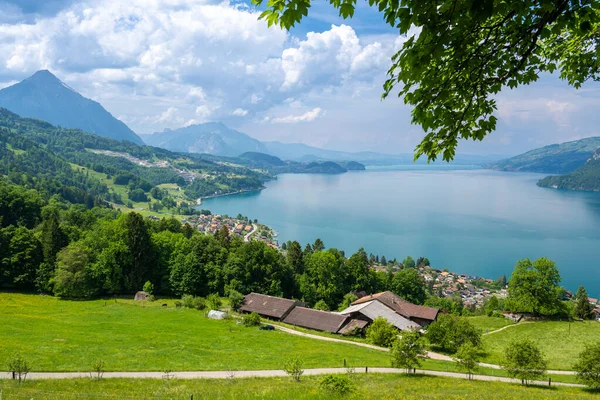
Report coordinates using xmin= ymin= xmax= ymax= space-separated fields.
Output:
xmin=142 ymin=123 xmax=500 ymax=165
xmin=489 ymin=137 xmax=600 ymax=174
xmin=537 ymin=149 xmax=600 ymax=191
xmin=0 ymin=70 xmax=143 ymax=145
xmin=141 ymin=123 xmax=267 ymax=157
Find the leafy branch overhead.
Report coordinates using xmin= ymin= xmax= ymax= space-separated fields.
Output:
xmin=252 ymin=0 xmax=600 ymax=161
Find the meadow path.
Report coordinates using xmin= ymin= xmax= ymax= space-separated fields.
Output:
xmin=273 ymin=324 xmax=577 ymax=375
xmin=0 ymin=368 xmax=582 ymax=388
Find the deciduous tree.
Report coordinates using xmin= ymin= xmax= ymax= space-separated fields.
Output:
xmin=502 ymin=339 xmax=547 ymax=385
xmin=253 ymin=0 xmax=600 ymax=161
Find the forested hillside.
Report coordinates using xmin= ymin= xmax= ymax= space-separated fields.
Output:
xmin=0 ymin=108 xmax=270 ymax=209
xmin=489 ymin=137 xmax=600 ymax=174
xmin=537 ymin=149 xmax=600 ymax=191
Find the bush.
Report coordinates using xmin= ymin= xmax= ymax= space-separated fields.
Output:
xmin=243 ymin=312 xmax=261 ymax=327
xmin=228 ymin=290 xmax=244 ymax=311
xmin=319 ymin=374 xmax=353 ymax=395
xmin=148 ymin=295 xmax=155 ymax=302
xmin=365 ymin=317 xmax=397 ymax=348
xmin=143 ymin=281 xmax=154 ymax=294
xmin=91 ymin=359 xmax=105 ymax=380
xmin=207 ymin=293 xmax=222 ymax=311
xmin=284 ymin=357 xmax=304 ymax=381
xmin=313 ymin=299 xmax=330 ymax=311
xmin=182 ymin=295 xmax=206 ymax=310
xmin=573 ymin=342 xmax=600 ymax=389
xmin=7 ymin=353 xmax=31 ymax=382
xmin=425 ymin=314 xmax=482 ymax=353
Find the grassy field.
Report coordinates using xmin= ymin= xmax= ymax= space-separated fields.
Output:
xmin=0 ymin=293 xmax=389 ymax=372
xmin=467 ymin=316 xmax=515 ymax=333
xmin=1 ymin=374 xmax=595 ymax=400
xmin=482 ymin=320 xmax=600 ymax=370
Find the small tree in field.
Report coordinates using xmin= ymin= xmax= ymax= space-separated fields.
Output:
xmin=366 ymin=317 xmax=398 ymax=348
xmin=390 ymin=330 xmax=427 ymax=373
xmin=7 ymin=353 xmax=31 ymax=382
xmin=502 ymin=340 xmax=547 ymax=385
xmin=573 ymin=343 xmax=600 ymax=389
xmin=284 ymin=357 xmax=304 ymax=381
xmin=455 ymin=342 xmax=483 ymax=380
xmin=91 ymin=359 xmax=106 ymax=380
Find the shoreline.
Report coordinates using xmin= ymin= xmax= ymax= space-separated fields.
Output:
xmin=198 ymin=187 xmax=265 ymax=203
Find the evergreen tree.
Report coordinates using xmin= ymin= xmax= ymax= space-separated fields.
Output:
xmin=286 ymin=240 xmax=304 ymax=275
xmin=574 ymin=286 xmax=595 ymax=320
xmin=312 ymin=238 xmax=325 ymax=252
xmin=380 ymin=255 xmax=387 ymax=266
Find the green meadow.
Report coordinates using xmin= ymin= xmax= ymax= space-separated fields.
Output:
xmin=0 ymin=293 xmax=389 ymax=372
xmin=481 ymin=320 xmax=600 ymax=370
xmin=1 ymin=374 xmax=596 ymax=400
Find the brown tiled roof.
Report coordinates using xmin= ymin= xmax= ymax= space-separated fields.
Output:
xmin=338 ymin=319 xmax=369 ymax=335
xmin=283 ymin=307 xmax=349 ymax=333
xmin=352 ymin=291 xmax=439 ymax=322
xmin=239 ymin=293 xmax=297 ymax=320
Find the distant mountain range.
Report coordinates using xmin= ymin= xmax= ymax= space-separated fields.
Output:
xmin=141 ymin=123 xmax=499 ymax=165
xmin=489 ymin=136 xmax=600 ymax=174
xmin=0 ymin=70 xmax=143 ymax=145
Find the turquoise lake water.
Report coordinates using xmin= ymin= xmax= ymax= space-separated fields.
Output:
xmin=202 ymin=167 xmax=600 ymax=296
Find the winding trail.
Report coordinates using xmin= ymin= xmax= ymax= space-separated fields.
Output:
xmin=244 ymin=224 xmax=258 ymax=242
xmin=0 ymin=368 xmax=582 ymax=387
xmin=273 ymin=324 xmax=576 ymax=375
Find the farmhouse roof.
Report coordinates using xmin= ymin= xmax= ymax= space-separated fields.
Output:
xmin=352 ymin=291 xmax=439 ymax=322
xmin=338 ymin=319 xmax=369 ymax=335
xmin=282 ymin=307 xmax=349 ymax=333
xmin=239 ymin=293 xmax=297 ymax=320
xmin=340 ymin=300 xmax=421 ymax=331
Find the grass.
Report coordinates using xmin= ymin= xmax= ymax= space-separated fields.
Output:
xmin=0 ymin=293 xmax=389 ymax=372
xmin=467 ymin=316 xmax=515 ymax=333
xmin=482 ymin=320 xmax=600 ymax=370
xmin=1 ymin=374 xmax=596 ymax=400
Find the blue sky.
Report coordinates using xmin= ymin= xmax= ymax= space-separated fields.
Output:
xmin=1 ymin=0 xmax=599 ymax=157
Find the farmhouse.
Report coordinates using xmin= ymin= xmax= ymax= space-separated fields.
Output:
xmin=283 ymin=307 xmax=349 ymax=333
xmin=239 ymin=293 xmax=301 ymax=320
xmin=345 ymin=291 xmax=439 ymax=327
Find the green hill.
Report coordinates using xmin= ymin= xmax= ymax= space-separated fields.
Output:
xmin=489 ymin=136 xmax=600 ymax=174
xmin=0 ymin=108 xmax=271 ymax=208
xmin=538 ymin=148 xmax=600 ymax=191
xmin=239 ymin=151 xmax=286 ymax=167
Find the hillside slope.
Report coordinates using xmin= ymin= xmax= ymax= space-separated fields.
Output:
xmin=489 ymin=137 xmax=600 ymax=174
xmin=537 ymin=149 xmax=600 ymax=191
xmin=0 ymin=70 xmax=143 ymax=145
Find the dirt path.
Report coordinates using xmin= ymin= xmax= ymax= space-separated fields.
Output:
xmin=0 ymin=368 xmax=582 ymax=387
xmin=273 ymin=324 xmax=576 ymax=374
xmin=483 ymin=321 xmax=532 ymax=336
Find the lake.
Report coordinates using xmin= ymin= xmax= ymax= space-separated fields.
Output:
xmin=202 ymin=167 xmax=600 ymax=297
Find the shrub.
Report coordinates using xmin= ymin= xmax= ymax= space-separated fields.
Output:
xmin=7 ymin=353 xmax=31 ymax=382
xmin=182 ymin=295 xmax=206 ymax=310
xmin=148 ymin=295 xmax=155 ymax=302
xmin=319 ymin=374 xmax=353 ymax=395
xmin=313 ymin=299 xmax=329 ymax=311
xmin=502 ymin=339 xmax=547 ymax=385
xmin=242 ymin=312 xmax=261 ymax=327
xmin=207 ymin=293 xmax=222 ymax=311
xmin=284 ymin=357 xmax=304 ymax=381
xmin=174 ymin=301 xmax=182 ymax=308
xmin=228 ymin=290 xmax=244 ymax=311
xmin=143 ymin=281 xmax=154 ymax=294
xmin=573 ymin=342 xmax=600 ymax=389
xmin=365 ymin=317 xmax=397 ymax=348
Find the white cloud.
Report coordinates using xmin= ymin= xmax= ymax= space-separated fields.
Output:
xmin=271 ymin=107 xmax=322 ymax=123
xmin=231 ymin=108 xmax=248 ymax=116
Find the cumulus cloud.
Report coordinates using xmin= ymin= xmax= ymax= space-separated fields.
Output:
xmin=271 ymin=107 xmax=323 ymax=123
xmin=231 ymin=108 xmax=248 ymax=116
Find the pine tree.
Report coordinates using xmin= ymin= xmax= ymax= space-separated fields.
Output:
xmin=574 ymin=286 xmax=594 ymax=320
xmin=380 ymin=255 xmax=387 ymax=266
